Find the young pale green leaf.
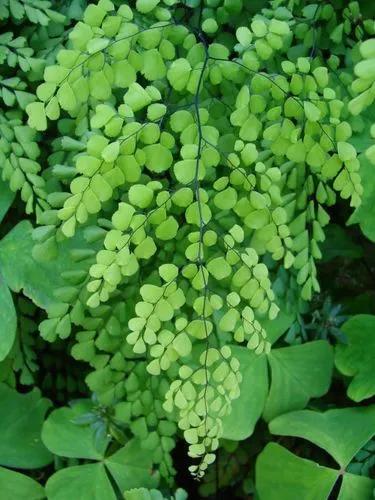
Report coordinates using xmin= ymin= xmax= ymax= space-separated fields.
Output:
xmin=26 ymin=102 xmax=47 ymax=131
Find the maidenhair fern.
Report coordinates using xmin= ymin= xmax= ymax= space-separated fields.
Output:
xmin=0 ymin=0 xmax=67 ymax=214
xmin=1 ymin=0 xmax=368 ymax=480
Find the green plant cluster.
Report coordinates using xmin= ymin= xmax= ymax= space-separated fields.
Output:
xmin=0 ymin=0 xmax=375 ymax=498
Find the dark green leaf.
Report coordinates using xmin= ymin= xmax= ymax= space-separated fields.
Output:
xmin=0 ymin=177 xmax=15 ymax=223
xmin=0 ymin=274 xmax=16 ymax=361
xmin=0 ymin=384 xmax=52 ymax=469
xmin=269 ymin=406 xmax=375 ymax=467
xmin=256 ymin=443 xmax=338 ymax=500
xmin=105 ymin=439 xmax=159 ymax=491
xmin=0 ymin=466 xmax=45 ymax=500
xmin=263 ymin=340 xmax=333 ymax=421
xmin=0 ymin=221 xmax=97 ymax=309
xmin=222 ymin=347 xmax=268 ymax=440
xmin=338 ymin=473 xmax=374 ymax=500
xmin=46 ymin=464 xmax=116 ymax=500
xmin=42 ymin=404 xmax=107 ymax=460
xmin=335 ymin=315 xmax=375 ymax=402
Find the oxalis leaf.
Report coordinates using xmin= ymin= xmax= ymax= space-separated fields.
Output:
xmin=221 ymin=347 xmax=268 ymax=441
xmin=43 ymin=401 xmax=159 ymax=499
xmin=42 ymin=403 xmax=108 ymax=460
xmin=222 ymin=340 xmax=333 ymax=440
xmin=263 ymin=340 xmax=334 ymax=421
xmin=0 ymin=383 xmax=52 ymax=469
xmin=46 ymin=464 xmax=116 ymax=500
xmin=0 ymin=466 xmax=44 ymax=500
xmin=0 ymin=177 xmax=15 ymax=223
xmin=256 ymin=406 xmax=375 ymax=500
xmin=0 ymin=220 xmax=97 ymax=309
xmin=349 ymin=108 xmax=375 ymax=154
xmin=269 ymin=406 xmax=375 ymax=468
xmin=256 ymin=443 xmax=338 ymax=500
xmin=0 ymin=273 xmax=17 ymax=361
xmin=335 ymin=315 xmax=375 ymax=402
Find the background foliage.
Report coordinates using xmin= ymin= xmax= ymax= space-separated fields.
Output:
xmin=0 ymin=0 xmax=375 ymax=498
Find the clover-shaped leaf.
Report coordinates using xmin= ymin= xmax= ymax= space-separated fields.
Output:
xmin=0 ymin=221 xmax=99 ymax=310
xmin=335 ymin=315 xmax=375 ymax=402
xmin=0 ymin=466 xmax=44 ymax=500
xmin=46 ymin=463 xmax=116 ymax=500
xmin=42 ymin=402 xmax=159 ymax=500
xmin=0 ymin=275 xmax=16 ymax=361
xmin=0 ymin=383 xmax=52 ymax=469
xmin=263 ymin=340 xmax=333 ymax=421
xmin=221 ymin=347 xmax=268 ymax=441
xmin=0 ymin=177 xmax=15 ymax=223
xmin=256 ymin=407 xmax=375 ymax=500
xmin=222 ymin=340 xmax=333 ymax=440
xmin=42 ymin=402 xmax=107 ymax=460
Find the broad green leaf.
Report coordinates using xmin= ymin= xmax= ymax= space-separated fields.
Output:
xmin=0 ymin=275 xmax=17 ymax=361
xmin=0 ymin=466 xmax=45 ymax=500
xmin=105 ymin=439 xmax=159 ymax=491
xmin=348 ymin=156 xmax=375 ymax=241
xmin=0 ymin=177 xmax=15 ymax=223
xmin=269 ymin=406 xmax=375 ymax=467
xmin=42 ymin=404 xmax=107 ymax=460
xmin=222 ymin=347 xmax=268 ymax=440
xmin=42 ymin=408 xmax=157 ymax=492
xmin=222 ymin=341 xmax=332 ymax=438
xmin=255 ymin=443 xmax=338 ymax=500
xmin=338 ymin=473 xmax=375 ymax=500
xmin=0 ymin=384 xmax=52 ymax=469
xmin=46 ymin=463 xmax=116 ymax=500
xmin=335 ymin=315 xmax=375 ymax=402
xmin=0 ymin=221 xmax=98 ymax=309
xmin=263 ymin=340 xmax=333 ymax=421
xmin=349 ymin=109 xmax=374 ymax=153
